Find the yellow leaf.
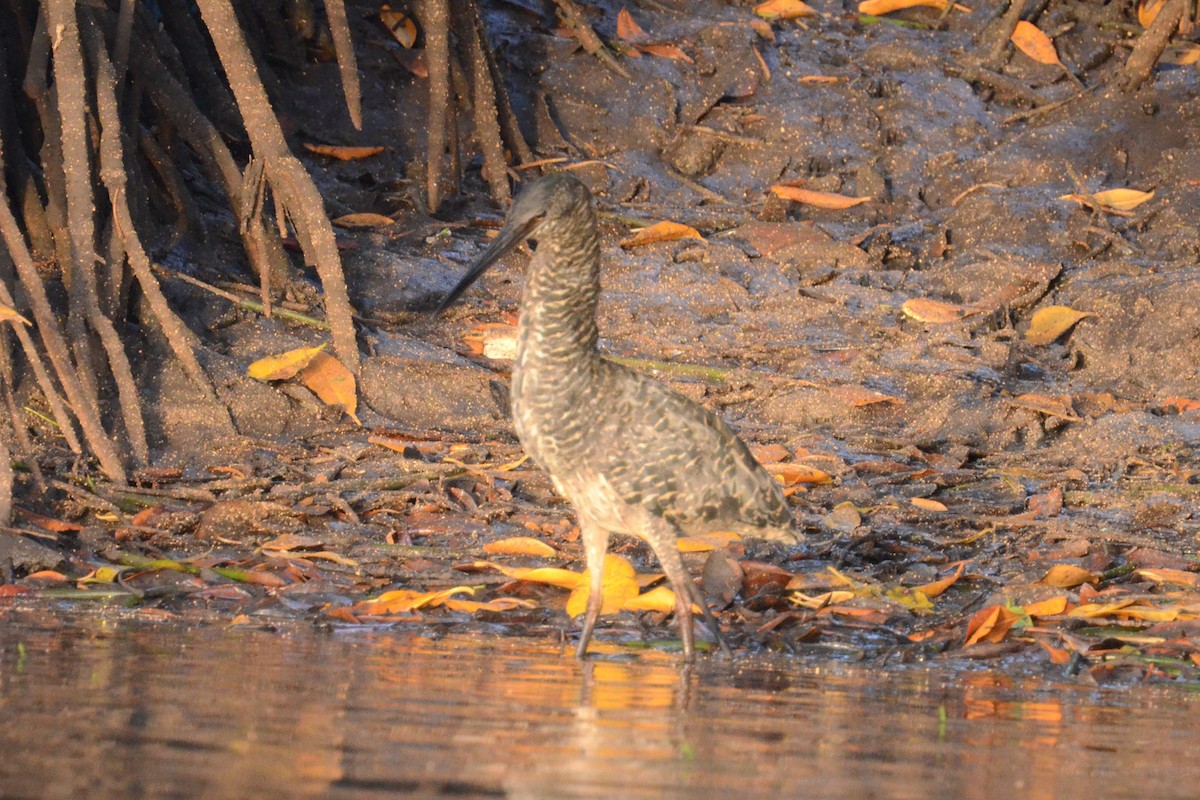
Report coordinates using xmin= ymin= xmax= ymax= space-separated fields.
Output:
xmin=1040 ymin=564 xmax=1097 ymax=588
xmin=677 ymin=531 xmax=743 ymax=553
xmin=910 ymin=497 xmax=947 ymax=512
xmin=0 ymin=303 xmax=31 ymax=326
xmin=858 ymin=0 xmax=970 ymax=15
xmin=622 ymin=585 xmax=680 ymax=613
xmin=303 ymin=144 xmax=386 ymax=161
xmin=331 ymin=212 xmax=394 ymax=228
xmin=1059 ymin=188 xmax=1155 ymax=212
xmin=755 ymin=0 xmax=818 ymax=20
xmin=299 ymin=351 xmax=360 ymax=424
xmin=770 ymin=185 xmax=872 ymax=209
xmin=616 ymin=8 xmax=647 ymax=40
xmin=620 ymin=220 xmax=704 ymax=248
xmin=901 ymin=297 xmax=977 ymax=323
xmin=1022 ymin=595 xmax=1069 ymax=617
xmin=380 ymin=5 xmax=418 ymax=47
xmin=1025 ymin=305 xmax=1093 ymax=345
xmin=566 ymin=555 xmax=640 ymax=617
xmin=1136 ymin=568 xmax=1200 ymax=587
xmin=482 ymin=536 xmax=558 ymax=557
xmin=481 ymin=561 xmax=584 ymax=589
xmin=247 ymin=344 xmax=327 ymax=381
xmin=1011 ymin=21 xmax=1061 ymax=67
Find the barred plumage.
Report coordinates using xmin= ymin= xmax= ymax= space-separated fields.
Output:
xmin=438 ymin=174 xmax=796 ymax=660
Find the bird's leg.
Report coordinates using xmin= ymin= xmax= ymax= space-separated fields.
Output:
xmin=683 ymin=577 xmax=733 ymax=658
xmin=575 ymin=518 xmax=610 ymax=659
xmin=644 ymin=517 xmax=726 ymax=662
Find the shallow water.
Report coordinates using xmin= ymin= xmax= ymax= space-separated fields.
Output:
xmin=2 ymin=606 xmax=1199 ymax=800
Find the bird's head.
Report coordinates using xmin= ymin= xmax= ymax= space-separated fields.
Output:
xmin=435 ymin=174 xmax=593 ymax=314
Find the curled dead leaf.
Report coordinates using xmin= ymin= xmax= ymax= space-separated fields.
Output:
xmin=901 ymin=297 xmax=978 ymax=323
xmin=913 ymin=562 xmax=964 ymax=598
xmin=965 ymin=604 xmax=1019 ymax=646
xmin=755 ymin=0 xmax=818 ymax=21
xmin=1059 ymin=188 xmax=1154 ymax=212
xmin=331 ymin=212 xmax=394 ymax=228
xmin=1025 ymin=305 xmax=1093 ymax=345
xmin=770 ymin=184 xmax=872 ymax=209
xmin=620 ymin=220 xmax=704 ymax=248
xmin=299 ymin=351 xmax=360 ymax=424
xmin=1041 ymin=564 xmax=1097 ymax=589
xmin=303 ymin=143 xmax=385 ymax=161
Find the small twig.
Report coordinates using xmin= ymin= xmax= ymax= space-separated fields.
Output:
xmin=152 ymin=263 xmax=332 ymax=330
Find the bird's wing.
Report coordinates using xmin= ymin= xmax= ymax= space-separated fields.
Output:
xmin=592 ymin=362 xmax=792 ymax=537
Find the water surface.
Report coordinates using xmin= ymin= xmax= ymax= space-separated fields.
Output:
xmin=2 ymin=606 xmax=1197 ymax=799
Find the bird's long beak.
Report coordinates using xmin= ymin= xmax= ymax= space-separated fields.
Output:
xmin=434 ymin=214 xmax=543 ymax=315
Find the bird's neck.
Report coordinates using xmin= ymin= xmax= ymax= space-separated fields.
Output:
xmin=515 ymin=211 xmax=602 ymax=371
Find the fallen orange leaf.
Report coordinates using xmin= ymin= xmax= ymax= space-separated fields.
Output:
xmin=1022 ymin=596 xmax=1070 ymax=617
xmin=1136 ymin=568 xmax=1200 ymax=587
xmin=1011 ymin=21 xmax=1061 ymax=66
xmin=616 ymin=7 xmax=647 ymax=40
xmin=247 ymin=344 xmax=327 ymax=381
xmin=566 ymin=554 xmax=642 ymax=617
xmin=303 ymin=143 xmax=386 ymax=161
xmin=770 ymin=185 xmax=872 ymax=209
xmin=299 ymin=351 xmax=360 ymax=424
xmin=483 ymin=536 xmax=558 ymax=557
xmin=677 ymin=532 xmax=743 ymax=553
xmin=965 ymin=605 xmax=1020 ymax=645
xmin=1037 ymin=639 xmax=1072 ymax=664
xmin=755 ymin=0 xmax=818 ymax=20
xmin=901 ymin=297 xmax=978 ymax=323
xmin=910 ymin=497 xmax=948 ymax=513
xmin=331 ymin=212 xmax=394 ymax=228
xmin=1041 ymin=564 xmax=1097 ymax=588
xmin=766 ymin=462 xmax=833 ymax=486
xmin=380 ymin=5 xmax=418 ymax=47
xmin=913 ymin=562 xmax=964 ymax=598
xmin=1137 ymin=0 xmax=1165 ymax=28
xmin=620 ymin=220 xmax=704 ymax=248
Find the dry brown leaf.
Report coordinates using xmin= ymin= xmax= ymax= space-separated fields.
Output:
xmin=247 ymin=344 xmax=327 ymax=381
xmin=770 ymin=185 xmax=872 ymax=209
xmin=858 ymin=0 xmax=970 ymax=15
xmin=965 ymin=604 xmax=1019 ymax=646
xmin=913 ymin=562 xmax=964 ymax=598
xmin=482 ymin=536 xmax=558 ymax=557
xmin=755 ymin=0 xmax=818 ymax=20
xmin=303 ymin=143 xmax=386 ymax=161
xmin=640 ymin=43 xmax=694 ymax=63
xmin=830 ymin=385 xmax=904 ymax=407
xmin=1025 ymin=305 xmax=1093 ymax=345
xmin=299 ymin=351 xmax=360 ymax=424
xmin=1011 ymin=21 xmax=1061 ymax=66
xmin=911 ymin=497 xmax=948 ymax=512
xmin=620 ymin=220 xmax=704 ymax=248
xmin=0 ymin=302 xmax=31 ymax=326
xmin=616 ymin=7 xmax=647 ymax=40
xmin=1060 ymin=188 xmax=1155 ymax=212
xmin=1011 ymin=393 xmax=1079 ymax=421
xmin=1038 ymin=639 xmax=1072 ymax=664
xmin=331 ymin=212 xmax=394 ymax=228
xmin=380 ymin=5 xmax=418 ymax=47
xmin=1136 ymin=568 xmax=1200 ymax=587
xmin=1041 ymin=563 xmax=1097 ymax=588
xmin=1023 ymin=596 xmax=1070 ymax=617
xmin=822 ymin=502 xmax=861 ymax=532
xmin=902 ymin=297 xmax=978 ymax=323
xmin=1028 ymin=486 xmax=1063 ymax=518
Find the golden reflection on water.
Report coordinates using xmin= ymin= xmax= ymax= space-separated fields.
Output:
xmin=2 ymin=607 xmax=1200 ymax=800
